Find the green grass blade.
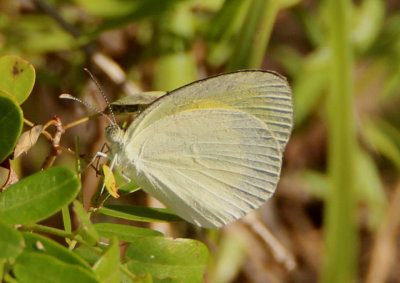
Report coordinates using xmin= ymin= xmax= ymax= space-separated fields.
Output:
xmin=322 ymin=0 xmax=358 ymax=282
xmin=226 ymin=0 xmax=280 ymax=70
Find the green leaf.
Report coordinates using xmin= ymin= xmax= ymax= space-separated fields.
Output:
xmin=363 ymin=119 xmax=400 ymax=170
xmin=226 ymin=0 xmax=279 ymax=70
xmin=292 ymin=48 xmax=329 ymax=125
xmin=74 ymin=0 xmax=179 ymax=19
xmin=73 ymin=200 xmax=99 ymax=245
xmin=11 ymin=16 xmax=80 ymax=54
xmin=95 ymin=223 xmax=163 ymax=242
xmin=73 ymin=245 xmax=101 ymax=265
xmin=301 ymin=170 xmax=329 ymax=199
xmin=93 ymin=238 xmax=120 ymax=283
xmin=205 ymin=0 xmax=249 ymax=67
xmin=354 ymin=150 xmax=387 ymax=230
xmin=0 ymin=90 xmax=23 ymax=163
xmin=0 ymin=167 xmax=80 ymax=225
xmin=0 ymin=55 xmax=35 ymax=104
xmin=21 ymin=232 xmax=90 ymax=270
xmin=207 ymin=232 xmax=247 ymax=283
xmin=98 ymin=205 xmax=182 ymax=223
xmin=13 ymin=252 xmax=99 ymax=283
xmin=153 ymin=52 xmax=198 ymax=91
xmin=352 ymin=0 xmax=385 ymax=52
xmin=0 ymin=220 xmax=24 ymax=261
xmin=125 ymin=237 xmax=209 ymax=282
xmin=0 ymin=259 xmax=4 ymax=281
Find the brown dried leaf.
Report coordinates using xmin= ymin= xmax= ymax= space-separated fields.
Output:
xmin=14 ymin=125 xmax=43 ymax=158
xmin=1 ymin=159 xmax=19 ymax=191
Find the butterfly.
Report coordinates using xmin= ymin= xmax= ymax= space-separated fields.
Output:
xmin=103 ymin=70 xmax=293 ymax=228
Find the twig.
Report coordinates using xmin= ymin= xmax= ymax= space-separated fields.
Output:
xmin=241 ymin=213 xmax=297 ymax=271
xmin=33 ymin=0 xmax=142 ymax=96
xmin=42 ymin=116 xmax=64 ymax=169
xmin=20 ymin=223 xmax=102 ymax=252
xmin=24 ymin=118 xmax=52 ymax=140
xmin=33 ymin=0 xmax=81 ymax=38
xmin=366 ymin=181 xmax=400 ymax=283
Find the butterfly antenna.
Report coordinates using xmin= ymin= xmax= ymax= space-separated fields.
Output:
xmin=59 ymin=93 xmax=115 ymax=125
xmin=84 ymin=68 xmax=117 ymax=125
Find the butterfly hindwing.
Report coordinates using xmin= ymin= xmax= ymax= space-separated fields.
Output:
xmin=117 ymin=109 xmax=282 ymax=228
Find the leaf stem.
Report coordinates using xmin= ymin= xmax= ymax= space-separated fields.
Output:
xmin=21 ymin=223 xmax=71 ymax=238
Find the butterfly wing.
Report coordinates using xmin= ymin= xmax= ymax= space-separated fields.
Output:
xmin=117 ymin=109 xmax=282 ymax=228
xmin=127 ymin=70 xmax=293 ymax=152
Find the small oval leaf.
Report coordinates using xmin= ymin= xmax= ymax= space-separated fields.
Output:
xmin=0 ymin=167 xmax=80 ymax=225
xmin=94 ymin=223 xmax=163 ymax=242
xmin=73 ymin=245 xmax=101 ymax=265
xmin=125 ymin=237 xmax=209 ymax=282
xmin=93 ymin=238 xmax=120 ymax=283
xmin=73 ymin=200 xmax=99 ymax=245
xmin=98 ymin=205 xmax=182 ymax=223
xmin=22 ymin=232 xmax=90 ymax=270
xmin=0 ymin=220 xmax=24 ymax=261
xmin=13 ymin=252 xmax=98 ymax=283
xmin=0 ymin=90 xmax=23 ymax=163
xmin=0 ymin=55 xmax=35 ymax=104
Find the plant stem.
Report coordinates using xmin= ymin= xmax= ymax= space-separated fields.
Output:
xmin=21 ymin=224 xmax=71 ymax=238
xmin=322 ymin=0 xmax=358 ymax=282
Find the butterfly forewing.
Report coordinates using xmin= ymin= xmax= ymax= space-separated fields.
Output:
xmin=125 ymin=70 xmax=293 ymax=153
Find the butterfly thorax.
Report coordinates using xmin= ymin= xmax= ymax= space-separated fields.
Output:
xmin=105 ymin=125 xmax=126 ymax=163
xmin=105 ymin=124 xmax=142 ymax=177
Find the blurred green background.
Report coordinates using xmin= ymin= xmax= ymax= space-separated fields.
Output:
xmin=1 ymin=0 xmax=400 ymax=282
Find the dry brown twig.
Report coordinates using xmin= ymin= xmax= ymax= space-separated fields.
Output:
xmin=241 ymin=212 xmax=297 ymax=271
xmin=366 ymin=181 xmax=400 ymax=283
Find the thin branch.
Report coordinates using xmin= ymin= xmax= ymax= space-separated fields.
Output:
xmin=33 ymin=0 xmax=81 ymax=38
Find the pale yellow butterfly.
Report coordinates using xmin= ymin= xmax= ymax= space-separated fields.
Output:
xmin=105 ymin=70 xmax=293 ymax=228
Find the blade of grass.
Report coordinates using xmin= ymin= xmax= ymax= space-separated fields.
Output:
xmin=75 ymin=136 xmax=83 ymax=204
xmin=322 ymin=0 xmax=358 ymax=282
xmin=226 ymin=0 xmax=280 ymax=70
xmin=63 ymin=136 xmax=81 ymax=248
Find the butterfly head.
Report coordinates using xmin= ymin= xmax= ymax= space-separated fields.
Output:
xmin=105 ymin=124 xmax=124 ymax=145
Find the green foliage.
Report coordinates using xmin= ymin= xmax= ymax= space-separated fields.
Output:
xmin=125 ymin=237 xmax=209 ymax=282
xmin=0 ymin=52 xmax=208 ymax=282
xmin=94 ymin=223 xmax=163 ymax=242
xmin=73 ymin=200 xmax=100 ymax=245
xmin=21 ymin=232 xmax=91 ymax=270
xmin=0 ymin=55 xmax=35 ymax=104
xmin=0 ymin=221 xmax=24 ymax=262
xmin=13 ymin=252 xmax=99 ymax=283
xmin=0 ymin=167 xmax=79 ymax=225
xmin=0 ymin=90 xmax=23 ymax=163
xmin=98 ymin=205 xmax=183 ymax=223
xmin=92 ymin=238 xmax=121 ymax=283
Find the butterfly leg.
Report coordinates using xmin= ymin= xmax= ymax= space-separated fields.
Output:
xmin=86 ymin=143 xmax=111 ymax=175
xmin=120 ymin=172 xmax=132 ymax=183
